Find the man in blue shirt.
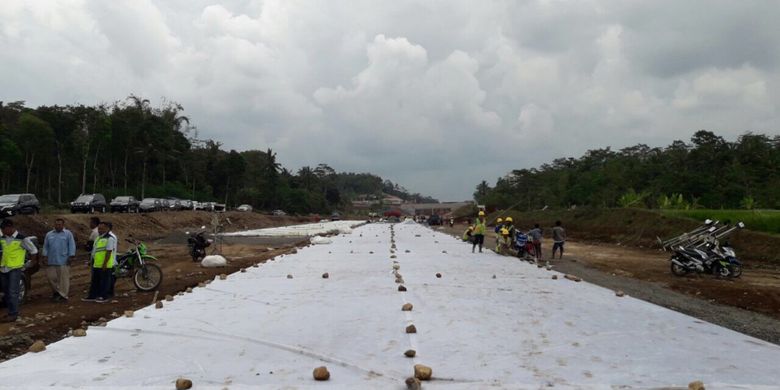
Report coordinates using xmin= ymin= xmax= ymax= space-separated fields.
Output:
xmin=42 ymin=218 xmax=76 ymax=302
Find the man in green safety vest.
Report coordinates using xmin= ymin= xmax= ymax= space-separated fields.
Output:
xmin=472 ymin=211 xmax=487 ymax=253
xmin=83 ymin=222 xmax=116 ymax=303
xmin=0 ymin=219 xmax=39 ymax=322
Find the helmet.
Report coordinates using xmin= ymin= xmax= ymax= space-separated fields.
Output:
xmin=500 ymin=228 xmax=509 ymax=236
xmin=478 ymin=211 xmax=485 ymax=216
xmin=505 ymin=217 xmax=513 ymax=223
xmin=496 ymin=218 xmax=503 ymax=223
xmin=468 ymin=225 xmax=474 ymax=230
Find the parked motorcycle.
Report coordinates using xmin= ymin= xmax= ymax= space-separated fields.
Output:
xmin=670 ymin=242 xmax=742 ymax=278
xmin=665 ymin=221 xmax=745 ymax=278
xmin=116 ymin=237 xmax=163 ymax=291
xmin=186 ymin=226 xmax=212 ymax=262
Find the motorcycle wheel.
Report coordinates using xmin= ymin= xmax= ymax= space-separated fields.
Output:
xmin=18 ymin=276 xmax=29 ymax=303
xmin=133 ymin=263 xmax=163 ymax=291
xmin=670 ymin=260 xmax=688 ymax=276
xmin=729 ymin=264 xmax=742 ymax=278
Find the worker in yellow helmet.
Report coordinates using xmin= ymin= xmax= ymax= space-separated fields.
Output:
xmin=473 ymin=211 xmax=487 ymax=253
xmin=462 ymin=225 xmax=474 ymax=242
xmin=494 ymin=217 xmax=504 ymax=251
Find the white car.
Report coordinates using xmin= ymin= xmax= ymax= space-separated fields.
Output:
xmin=237 ymin=204 xmax=253 ymax=212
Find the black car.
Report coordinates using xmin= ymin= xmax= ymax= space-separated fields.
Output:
xmin=0 ymin=193 xmax=40 ymax=216
xmin=139 ymin=198 xmax=162 ymax=212
xmin=110 ymin=196 xmax=140 ymax=213
xmin=428 ymin=215 xmax=442 ymax=225
xmin=70 ymin=193 xmax=107 ymax=213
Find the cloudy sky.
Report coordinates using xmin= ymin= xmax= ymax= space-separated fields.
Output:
xmin=1 ymin=1 xmax=778 ymax=200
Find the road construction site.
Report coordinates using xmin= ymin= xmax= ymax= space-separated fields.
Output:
xmin=1 ymin=220 xmax=779 ymax=388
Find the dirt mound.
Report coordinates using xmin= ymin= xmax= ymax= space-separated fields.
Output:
xmin=7 ymin=211 xmax=311 ymax=245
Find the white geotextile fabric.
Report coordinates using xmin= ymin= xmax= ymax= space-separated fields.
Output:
xmin=1 ymin=223 xmax=779 ymax=389
xmin=310 ymin=236 xmax=333 ymax=245
xmin=222 ymin=220 xmax=363 ymax=237
xmin=200 ymin=255 xmax=227 ymax=267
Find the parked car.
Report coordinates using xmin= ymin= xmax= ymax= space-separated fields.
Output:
xmin=70 ymin=193 xmax=107 ymax=213
xmin=110 ymin=196 xmax=140 ymax=213
xmin=237 ymin=204 xmax=253 ymax=212
xmin=331 ymin=212 xmax=341 ymax=221
xmin=272 ymin=209 xmax=286 ymax=216
xmin=180 ymin=200 xmax=194 ymax=210
xmin=159 ymin=199 xmax=171 ymax=211
xmin=0 ymin=193 xmax=40 ymax=216
xmin=139 ymin=198 xmax=162 ymax=212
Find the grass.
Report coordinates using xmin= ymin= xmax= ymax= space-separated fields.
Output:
xmin=660 ymin=209 xmax=780 ymax=235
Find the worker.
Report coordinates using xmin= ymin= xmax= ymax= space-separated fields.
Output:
xmin=0 ymin=219 xmax=39 ymax=322
xmin=83 ymin=222 xmax=116 ymax=303
xmin=504 ymin=217 xmax=516 ymax=244
xmin=462 ymin=225 xmax=474 ymax=242
xmin=42 ymin=218 xmax=76 ymax=302
xmin=494 ymin=218 xmax=504 ymax=251
xmin=473 ymin=211 xmax=487 ymax=253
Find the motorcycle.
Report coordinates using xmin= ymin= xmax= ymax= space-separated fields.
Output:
xmin=116 ymin=237 xmax=163 ymax=291
xmin=670 ymin=240 xmax=742 ymax=278
xmin=186 ymin=226 xmax=212 ymax=262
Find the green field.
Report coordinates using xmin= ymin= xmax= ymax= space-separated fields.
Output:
xmin=661 ymin=209 xmax=780 ymax=235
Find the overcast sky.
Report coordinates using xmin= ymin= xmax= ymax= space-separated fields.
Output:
xmin=1 ymin=1 xmax=778 ymax=200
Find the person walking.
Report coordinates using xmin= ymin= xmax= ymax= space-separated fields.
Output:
xmin=551 ymin=220 xmax=567 ymax=259
xmin=83 ymin=222 xmax=116 ymax=303
xmin=42 ymin=218 xmax=76 ymax=302
xmin=0 ymin=219 xmax=39 ymax=322
xmin=528 ymin=223 xmax=543 ymax=262
xmin=472 ymin=211 xmax=487 ymax=253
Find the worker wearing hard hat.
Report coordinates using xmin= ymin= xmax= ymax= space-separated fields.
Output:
xmin=473 ymin=211 xmax=487 ymax=253
xmin=494 ymin=218 xmax=504 ymax=251
xmin=462 ymin=225 xmax=474 ymax=242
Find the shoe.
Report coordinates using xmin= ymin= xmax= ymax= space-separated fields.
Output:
xmin=81 ymin=297 xmax=96 ymax=302
xmin=94 ymin=298 xmax=108 ymax=304
xmin=0 ymin=315 xmax=18 ymax=323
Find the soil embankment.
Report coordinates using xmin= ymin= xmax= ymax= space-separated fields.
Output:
xmin=0 ymin=211 xmax=313 ymax=361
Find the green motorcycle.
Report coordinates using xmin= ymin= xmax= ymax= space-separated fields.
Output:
xmin=116 ymin=237 xmax=163 ymax=291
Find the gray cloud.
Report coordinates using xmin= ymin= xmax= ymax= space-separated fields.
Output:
xmin=1 ymin=0 xmax=778 ymax=200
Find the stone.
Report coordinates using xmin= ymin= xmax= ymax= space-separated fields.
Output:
xmin=398 ymin=285 xmax=407 ymax=292
xmin=155 ymin=301 xmax=164 ymax=309
xmin=552 ymin=275 xmax=558 ymax=280
xmin=537 ymin=264 xmax=544 ymax=268
xmin=435 ymin=273 xmax=442 ymax=278
xmin=402 ymin=303 xmax=413 ymax=311
xmin=404 ymin=349 xmax=416 ymax=358
xmin=165 ymin=295 xmax=174 ymax=301
xmin=391 ymin=255 xmax=397 ymax=259
xmin=546 ymin=265 xmax=553 ymax=270
xmin=615 ymin=290 xmax=625 ymax=297
xmin=492 ymin=274 xmax=497 ymax=279
xmin=441 ymin=250 xmax=447 ymax=254
xmin=393 ymin=264 xmax=400 ymax=270
xmin=395 ymin=277 xmax=404 ymax=284
xmin=252 ymin=264 xmax=259 ymax=268
xmin=219 ymin=274 xmax=227 ymax=280
xmin=688 ymin=381 xmax=705 ymax=390
xmin=291 ymin=249 xmax=298 ymax=254
xmin=175 ymin=378 xmax=193 ymax=389
xmin=240 ymin=268 xmax=247 ymax=273
xmin=406 ymin=324 xmax=417 ymax=334
xmin=185 ymin=287 xmax=193 ymax=293
xmin=313 ymin=366 xmax=330 ymax=381
xmin=413 ymin=364 xmax=432 ymax=380
xmin=322 ymin=272 xmax=329 ymax=279
xmin=124 ymin=310 xmax=134 ymax=318
xmin=369 ymin=251 xmax=374 ymax=254
xmin=72 ymin=328 xmax=87 ymax=337
xmin=564 ymin=274 xmax=582 ymax=282
xmin=405 ymin=377 xmax=422 ymax=390
xmin=28 ymin=340 xmax=46 ymax=353
xmin=287 ymin=274 xmax=293 ymax=279
xmin=405 ymin=250 xmax=410 ymax=253
xmin=198 ymin=282 xmax=206 ymax=288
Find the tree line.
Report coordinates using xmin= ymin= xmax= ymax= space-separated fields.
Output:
xmin=0 ymin=97 xmax=435 ymax=214
xmin=475 ymin=130 xmax=780 ymax=210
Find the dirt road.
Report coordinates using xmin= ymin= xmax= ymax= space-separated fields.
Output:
xmin=437 ymin=224 xmax=780 ymax=344
xmin=0 ymin=211 xmax=314 ymax=361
